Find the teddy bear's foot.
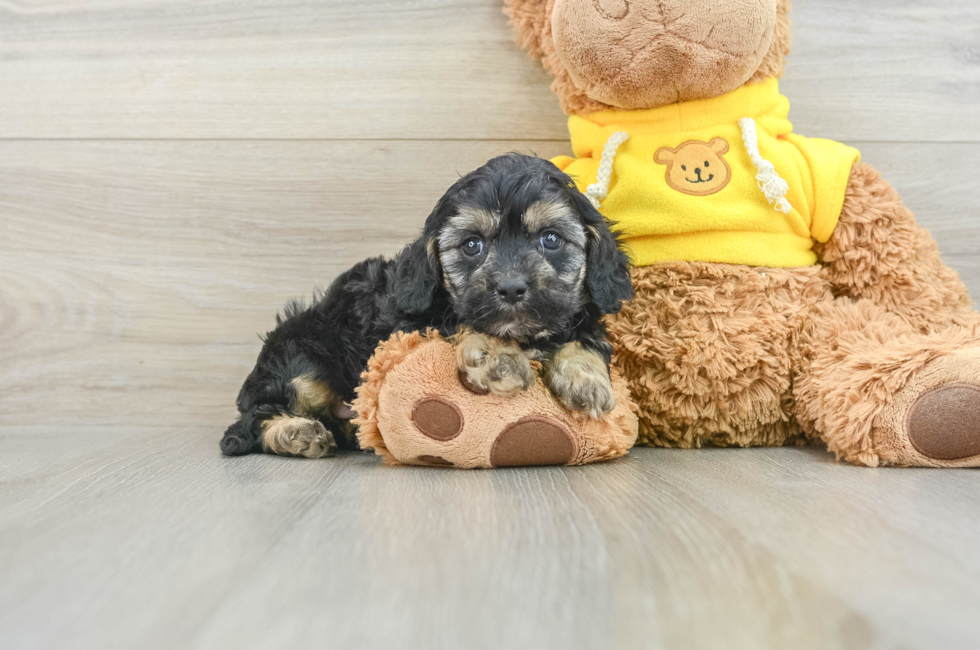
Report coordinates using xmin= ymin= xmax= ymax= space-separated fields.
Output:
xmin=455 ymin=330 xmax=535 ymax=397
xmin=261 ymin=415 xmax=338 ymax=458
xmin=873 ymin=348 xmax=980 ymax=467
xmin=907 ymin=384 xmax=980 ymax=461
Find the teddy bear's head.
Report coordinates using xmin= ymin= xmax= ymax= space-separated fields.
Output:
xmin=505 ymin=0 xmax=792 ymax=114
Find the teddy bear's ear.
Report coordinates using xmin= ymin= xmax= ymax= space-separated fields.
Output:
xmin=654 ymin=147 xmax=676 ymax=165
xmin=708 ymin=138 xmax=730 ymax=155
xmin=504 ymin=0 xmax=550 ymax=59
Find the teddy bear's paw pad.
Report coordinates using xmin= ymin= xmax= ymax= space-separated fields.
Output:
xmin=490 ymin=417 xmax=576 ymax=467
xmin=412 ymin=396 xmax=464 ymax=441
xmin=417 ymin=455 xmax=455 ymax=467
xmin=458 ymin=369 xmax=491 ymax=395
xmin=907 ymin=382 xmax=980 ymax=461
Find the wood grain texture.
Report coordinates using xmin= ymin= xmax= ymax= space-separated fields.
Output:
xmin=0 ymin=0 xmax=977 ymax=141
xmin=1 ymin=140 xmax=977 ymax=429
xmin=1 ymin=435 xmax=979 ymax=650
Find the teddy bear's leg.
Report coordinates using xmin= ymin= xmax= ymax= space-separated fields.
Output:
xmin=815 ymin=163 xmax=978 ymax=332
xmin=795 ymin=298 xmax=980 ymax=467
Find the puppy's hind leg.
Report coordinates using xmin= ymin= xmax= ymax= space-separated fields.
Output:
xmin=220 ymin=373 xmax=340 ymax=459
xmin=260 ymin=414 xmax=337 ymax=458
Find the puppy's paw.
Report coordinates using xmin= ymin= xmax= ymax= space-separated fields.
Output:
xmin=544 ymin=343 xmax=616 ymax=419
xmin=261 ymin=415 xmax=338 ymax=458
xmin=456 ymin=331 xmax=535 ymax=397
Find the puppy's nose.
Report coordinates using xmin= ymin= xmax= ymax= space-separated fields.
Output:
xmin=496 ymin=278 xmax=528 ymax=305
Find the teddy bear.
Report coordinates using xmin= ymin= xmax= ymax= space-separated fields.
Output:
xmin=502 ymin=0 xmax=980 ymax=467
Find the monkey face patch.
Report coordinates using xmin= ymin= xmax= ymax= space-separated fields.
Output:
xmin=654 ymin=138 xmax=732 ymax=196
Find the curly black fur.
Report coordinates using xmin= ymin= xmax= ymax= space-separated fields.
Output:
xmin=220 ymin=154 xmax=632 ymax=456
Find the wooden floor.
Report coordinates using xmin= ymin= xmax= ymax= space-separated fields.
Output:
xmin=1 ymin=1 xmax=979 ymax=648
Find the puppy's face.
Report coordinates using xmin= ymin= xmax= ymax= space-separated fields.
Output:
xmin=437 ymin=198 xmax=588 ymax=339
xmin=394 ymin=155 xmax=633 ymax=337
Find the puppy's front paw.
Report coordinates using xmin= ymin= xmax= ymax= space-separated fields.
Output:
xmin=262 ymin=416 xmax=338 ymax=458
xmin=545 ymin=342 xmax=616 ymax=419
xmin=456 ymin=331 xmax=534 ymax=397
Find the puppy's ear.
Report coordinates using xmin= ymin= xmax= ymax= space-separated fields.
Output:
xmin=565 ymin=184 xmax=633 ymax=315
xmin=393 ymin=235 xmax=441 ymax=315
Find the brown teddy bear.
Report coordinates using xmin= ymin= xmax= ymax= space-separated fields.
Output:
xmin=504 ymin=0 xmax=980 ymax=467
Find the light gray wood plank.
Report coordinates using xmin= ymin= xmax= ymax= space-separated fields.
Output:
xmin=1 ymin=140 xmax=977 ymax=429
xmin=1 ymin=432 xmax=978 ymax=650
xmin=0 ymin=0 xmax=566 ymax=140
xmin=784 ymin=1 xmax=980 ymax=142
xmin=0 ymin=0 xmax=977 ymax=141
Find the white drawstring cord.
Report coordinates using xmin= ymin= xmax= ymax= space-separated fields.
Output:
xmin=584 ymin=131 xmax=630 ymax=210
xmin=738 ymin=117 xmax=792 ymax=214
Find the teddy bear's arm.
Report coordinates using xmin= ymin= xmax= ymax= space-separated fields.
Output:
xmin=814 ymin=163 xmax=977 ymax=332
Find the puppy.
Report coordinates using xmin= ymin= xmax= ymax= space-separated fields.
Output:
xmin=220 ymin=154 xmax=632 ymax=458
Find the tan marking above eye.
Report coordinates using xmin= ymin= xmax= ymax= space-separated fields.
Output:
xmin=447 ymin=206 xmax=499 ymax=236
xmin=524 ymin=200 xmax=572 ymax=232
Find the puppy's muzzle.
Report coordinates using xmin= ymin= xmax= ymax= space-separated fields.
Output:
xmin=496 ymin=276 xmax=529 ymax=305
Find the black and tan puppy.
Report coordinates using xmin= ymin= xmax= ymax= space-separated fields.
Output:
xmin=220 ymin=154 xmax=632 ymax=458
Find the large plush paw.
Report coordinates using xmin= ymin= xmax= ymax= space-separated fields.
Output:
xmin=261 ymin=415 xmax=338 ymax=458
xmin=352 ymin=333 xmax=639 ymax=468
xmin=872 ymin=347 xmax=980 ymax=467
xmin=455 ymin=331 xmax=535 ymax=397
xmin=544 ymin=342 xmax=616 ymax=419
xmin=906 ymin=383 xmax=980 ymax=462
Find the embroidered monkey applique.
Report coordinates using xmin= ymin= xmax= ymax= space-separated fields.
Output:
xmin=655 ymin=138 xmax=732 ymax=197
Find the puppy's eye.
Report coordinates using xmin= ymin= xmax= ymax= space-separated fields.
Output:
xmin=681 ymin=165 xmax=687 ymax=171
xmin=540 ymin=231 xmax=563 ymax=251
xmin=704 ymin=161 xmax=710 ymax=167
xmin=461 ymin=237 xmax=484 ymax=257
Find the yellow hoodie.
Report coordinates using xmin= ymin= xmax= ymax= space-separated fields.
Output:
xmin=552 ymin=78 xmax=861 ymax=268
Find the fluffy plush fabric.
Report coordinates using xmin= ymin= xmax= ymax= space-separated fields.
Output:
xmin=504 ymin=0 xmax=793 ymax=114
xmin=605 ymin=164 xmax=980 ymax=467
xmin=814 ymin=163 xmax=979 ymax=332
xmin=353 ymin=331 xmax=638 ymax=468
xmin=606 ymin=262 xmax=827 ymax=449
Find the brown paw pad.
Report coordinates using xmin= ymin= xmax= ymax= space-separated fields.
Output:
xmin=908 ymin=383 xmax=980 ymax=461
xmin=412 ymin=396 xmax=463 ymax=441
xmin=490 ymin=417 xmax=576 ymax=467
